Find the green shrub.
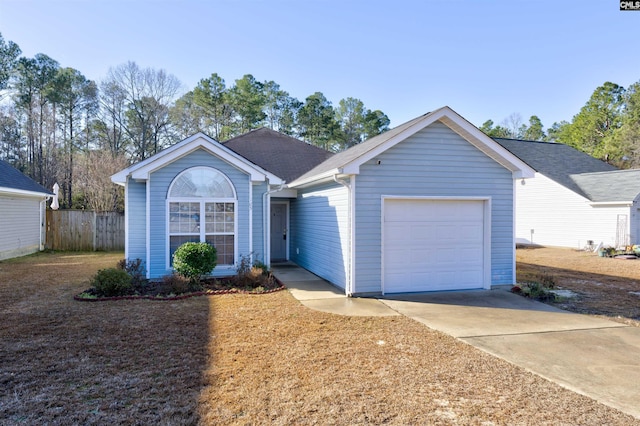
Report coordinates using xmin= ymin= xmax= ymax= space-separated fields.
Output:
xmin=117 ymin=258 xmax=147 ymax=289
xmin=90 ymin=268 xmax=133 ymax=297
xmin=515 ymin=272 xmax=558 ymax=302
xmin=173 ymin=242 xmax=217 ymax=282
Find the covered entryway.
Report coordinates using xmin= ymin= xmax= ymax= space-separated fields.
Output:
xmin=382 ymin=198 xmax=489 ymax=293
xmin=270 ymin=202 xmax=288 ymax=262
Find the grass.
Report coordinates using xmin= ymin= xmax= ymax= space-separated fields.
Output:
xmin=517 ymin=246 xmax=640 ymax=325
xmin=0 ymin=251 xmax=637 ymax=424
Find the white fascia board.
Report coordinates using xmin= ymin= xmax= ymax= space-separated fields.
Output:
xmin=288 ymin=169 xmax=342 ymax=188
xmin=589 ymin=201 xmax=633 ymax=207
xmin=438 ymin=112 xmax=535 ymax=179
xmin=270 ymin=187 xmax=298 ymax=198
xmin=111 ymin=133 xmax=210 ymax=185
xmin=130 ymin=140 xmax=271 ymax=182
xmin=0 ymin=187 xmax=51 ymax=198
xmin=111 ymin=172 xmax=127 ymax=186
xmin=341 ymin=106 xmax=535 ymax=179
xmin=112 ymin=133 xmax=283 ymax=185
xmin=341 ymin=112 xmax=445 ymax=175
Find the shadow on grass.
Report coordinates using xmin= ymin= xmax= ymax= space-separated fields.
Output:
xmin=0 ymin=251 xmax=212 ymax=424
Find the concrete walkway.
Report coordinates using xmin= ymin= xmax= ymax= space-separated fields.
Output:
xmin=272 ymin=264 xmax=640 ymax=419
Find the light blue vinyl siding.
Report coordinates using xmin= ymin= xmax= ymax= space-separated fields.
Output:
xmin=126 ymin=179 xmax=147 ymax=268
xmin=146 ymin=148 xmax=252 ymax=278
xmin=290 ymin=182 xmax=349 ymax=290
xmin=354 ymin=122 xmax=514 ymax=293
xmin=251 ymin=182 xmax=266 ymax=263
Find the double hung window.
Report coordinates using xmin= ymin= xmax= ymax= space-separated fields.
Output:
xmin=168 ymin=167 xmax=236 ymax=266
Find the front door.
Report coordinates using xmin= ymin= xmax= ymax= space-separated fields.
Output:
xmin=270 ymin=203 xmax=287 ymax=262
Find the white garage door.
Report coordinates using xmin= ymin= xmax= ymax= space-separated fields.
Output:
xmin=383 ymin=199 xmax=486 ymax=293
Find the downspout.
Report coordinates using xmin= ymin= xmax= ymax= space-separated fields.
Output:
xmin=263 ymin=180 xmax=286 ymax=266
xmin=333 ymin=174 xmax=353 ymax=296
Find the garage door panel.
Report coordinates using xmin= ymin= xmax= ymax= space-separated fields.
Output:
xmin=410 ymin=249 xmax=436 ymax=264
xmin=383 ymin=199 xmax=486 ymax=293
xmin=385 ymin=251 xmax=411 ymax=266
xmin=460 ymin=246 xmax=483 ymax=260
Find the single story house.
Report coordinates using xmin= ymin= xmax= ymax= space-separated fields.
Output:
xmin=494 ymin=139 xmax=640 ymax=249
xmin=112 ymin=107 xmax=534 ymax=295
xmin=0 ymin=160 xmax=53 ymax=261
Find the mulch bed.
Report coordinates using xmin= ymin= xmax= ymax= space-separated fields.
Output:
xmin=75 ymin=276 xmax=286 ymax=301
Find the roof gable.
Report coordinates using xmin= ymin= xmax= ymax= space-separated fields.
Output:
xmin=290 ymin=106 xmax=535 ymax=187
xmin=111 ymin=132 xmax=283 ymax=185
xmin=222 ymin=127 xmax=333 ymax=182
xmin=0 ymin=160 xmax=51 ymax=196
xmin=493 ymin=138 xmax=618 ymax=199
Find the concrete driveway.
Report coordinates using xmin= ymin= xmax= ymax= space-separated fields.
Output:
xmin=380 ymin=290 xmax=640 ymax=419
xmin=273 ymin=265 xmax=640 ymax=419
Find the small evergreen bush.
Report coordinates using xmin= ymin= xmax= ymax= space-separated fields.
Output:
xmin=173 ymin=242 xmax=217 ymax=282
xmin=90 ymin=268 xmax=133 ymax=297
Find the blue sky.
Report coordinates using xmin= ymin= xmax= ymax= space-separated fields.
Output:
xmin=1 ymin=0 xmax=639 ymax=130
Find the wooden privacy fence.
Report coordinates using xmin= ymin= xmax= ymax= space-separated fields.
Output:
xmin=46 ymin=210 xmax=125 ymax=251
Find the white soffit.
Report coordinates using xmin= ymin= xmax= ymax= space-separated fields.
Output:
xmin=341 ymin=107 xmax=535 ymax=179
xmin=111 ymin=133 xmax=283 ymax=185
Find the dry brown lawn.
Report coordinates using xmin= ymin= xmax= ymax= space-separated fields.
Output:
xmin=1 ymin=250 xmax=638 ymax=425
xmin=517 ymin=245 xmax=640 ymax=326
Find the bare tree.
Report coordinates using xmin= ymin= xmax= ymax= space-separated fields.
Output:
xmin=74 ymin=151 xmax=128 ymax=212
xmin=99 ymin=61 xmax=182 ymax=161
xmin=500 ymin=113 xmax=525 ymax=139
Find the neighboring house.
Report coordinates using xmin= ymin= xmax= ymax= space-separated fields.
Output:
xmin=113 ymin=107 xmax=534 ymax=295
xmin=0 ymin=160 xmax=52 ymax=261
xmin=494 ymin=138 xmax=640 ymax=249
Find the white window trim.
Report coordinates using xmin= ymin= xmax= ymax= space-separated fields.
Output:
xmin=165 ymin=167 xmax=238 ymax=271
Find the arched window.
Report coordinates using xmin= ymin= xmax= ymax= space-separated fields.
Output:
xmin=167 ymin=167 xmax=236 ymax=266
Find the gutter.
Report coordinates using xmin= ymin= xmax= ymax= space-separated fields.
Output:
xmin=333 ymin=174 xmax=353 ymax=296
xmin=589 ymin=201 xmax=633 ymax=207
xmin=289 ymin=169 xmax=342 ymax=188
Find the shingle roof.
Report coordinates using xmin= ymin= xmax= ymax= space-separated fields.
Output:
xmin=570 ymin=169 xmax=640 ymax=202
xmin=291 ymin=113 xmax=430 ymax=184
xmin=0 ymin=159 xmax=51 ymax=195
xmin=222 ymin=128 xmax=333 ymax=183
xmin=493 ymin=138 xmax=618 ymax=199
xmin=290 ymin=107 xmax=536 ymax=186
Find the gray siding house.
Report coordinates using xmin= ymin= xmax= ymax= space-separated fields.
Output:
xmin=113 ymin=107 xmax=534 ymax=295
xmin=0 ymin=160 xmax=52 ymax=260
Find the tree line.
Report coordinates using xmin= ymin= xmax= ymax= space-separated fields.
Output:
xmin=0 ymin=33 xmax=390 ymax=211
xmin=480 ymin=81 xmax=640 ymax=169
xmin=3 ymin=29 xmax=640 ymax=212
